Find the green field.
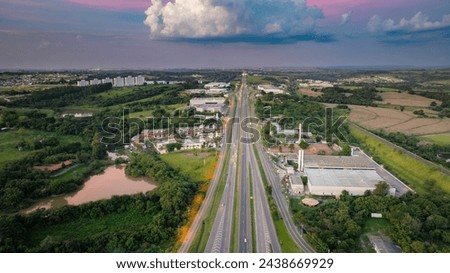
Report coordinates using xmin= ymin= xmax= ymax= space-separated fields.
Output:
xmin=421 ymin=133 xmax=450 ymax=146
xmin=161 ymin=150 xmax=217 ymax=183
xmin=0 ymin=129 xmax=83 ymax=164
xmin=246 ymin=75 xmax=271 ymax=85
xmin=350 ymin=125 xmax=450 ymax=194
xmin=97 ymin=86 xmax=139 ymax=98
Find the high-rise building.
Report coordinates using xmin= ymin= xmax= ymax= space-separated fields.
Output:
xmin=102 ymin=78 xmax=112 ymax=84
xmin=77 ymin=80 xmax=89 ymax=87
xmin=90 ymin=78 xmax=100 ymax=86
xmin=113 ymin=77 xmax=124 ymax=87
xmin=125 ymin=76 xmax=135 ymax=87
xmin=135 ymin=76 xmax=145 ymax=86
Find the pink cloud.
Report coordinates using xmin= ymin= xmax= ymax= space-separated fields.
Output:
xmin=66 ymin=0 xmax=151 ymax=10
xmin=309 ymin=0 xmax=408 ymax=17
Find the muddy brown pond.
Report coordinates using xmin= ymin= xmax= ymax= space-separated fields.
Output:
xmin=23 ymin=165 xmax=156 ymax=214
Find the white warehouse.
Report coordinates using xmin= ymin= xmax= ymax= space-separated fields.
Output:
xmin=301 ymin=155 xmax=387 ymax=196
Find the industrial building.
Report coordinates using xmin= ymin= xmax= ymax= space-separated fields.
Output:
xmin=289 ymin=174 xmax=304 ymax=195
xmin=189 ymin=97 xmax=227 ymax=113
xmin=257 ymin=85 xmax=285 ymax=94
xmin=300 ymin=154 xmax=387 ymax=196
xmin=205 ymin=82 xmax=230 ymax=89
xmin=305 ymin=168 xmax=383 ymax=196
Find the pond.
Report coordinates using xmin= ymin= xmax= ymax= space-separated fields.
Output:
xmin=23 ymin=165 xmax=156 ymax=214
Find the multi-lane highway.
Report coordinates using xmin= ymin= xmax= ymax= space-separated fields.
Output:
xmin=239 ymin=80 xmax=281 ymax=253
xmin=180 ymin=73 xmax=314 ymax=253
xmin=204 ymin=84 xmax=242 ymax=253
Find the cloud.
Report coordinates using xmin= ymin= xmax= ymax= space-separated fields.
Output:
xmin=144 ymin=0 xmax=326 ymax=42
xmin=341 ymin=11 xmax=353 ymax=25
xmin=368 ymin=12 xmax=450 ymax=34
xmin=37 ymin=40 xmax=51 ymax=50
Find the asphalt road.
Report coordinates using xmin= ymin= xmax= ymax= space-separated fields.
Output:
xmin=239 ymin=81 xmax=280 ymax=253
xmin=204 ymin=85 xmax=242 ymax=253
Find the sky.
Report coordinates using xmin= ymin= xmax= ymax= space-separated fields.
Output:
xmin=0 ymin=0 xmax=449 ymax=70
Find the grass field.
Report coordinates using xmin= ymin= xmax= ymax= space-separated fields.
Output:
xmin=97 ymin=86 xmax=139 ymax=98
xmin=350 ymin=125 xmax=450 ymax=194
xmin=421 ymin=133 xmax=450 ymax=146
xmin=246 ymin=75 xmax=271 ymax=85
xmin=0 ymin=129 xmax=83 ymax=164
xmin=161 ymin=150 xmax=218 ymax=183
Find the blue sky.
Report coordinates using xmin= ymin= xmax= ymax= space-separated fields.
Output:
xmin=0 ymin=0 xmax=449 ymax=69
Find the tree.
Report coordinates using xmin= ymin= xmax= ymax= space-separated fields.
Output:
xmin=339 ymin=144 xmax=352 ymax=156
xmin=288 ymin=143 xmax=295 ymax=153
xmin=373 ymin=181 xmax=390 ymax=196
xmin=17 ymin=127 xmax=25 ymax=141
xmin=91 ymin=132 xmax=106 ymax=159
xmin=299 ymin=141 xmax=309 ymax=149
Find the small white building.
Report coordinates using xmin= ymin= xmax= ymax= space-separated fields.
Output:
xmin=289 ymin=174 xmax=304 ymax=195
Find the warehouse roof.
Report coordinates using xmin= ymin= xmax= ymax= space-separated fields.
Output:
xmin=305 ymin=168 xmax=383 ymax=188
xmin=304 ymin=155 xmax=374 ymax=169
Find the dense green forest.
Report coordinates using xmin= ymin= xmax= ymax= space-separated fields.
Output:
xmin=312 ymin=86 xmax=383 ymax=106
xmin=0 ymin=153 xmax=197 ymax=252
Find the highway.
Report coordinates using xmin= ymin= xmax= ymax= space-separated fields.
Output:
xmin=204 ymin=85 xmax=242 ymax=253
xmin=180 ymin=74 xmax=314 ymax=253
xmin=238 ymin=79 xmax=280 ymax=253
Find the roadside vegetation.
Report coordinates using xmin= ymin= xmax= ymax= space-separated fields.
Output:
xmin=350 ymin=125 xmax=450 ymax=194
